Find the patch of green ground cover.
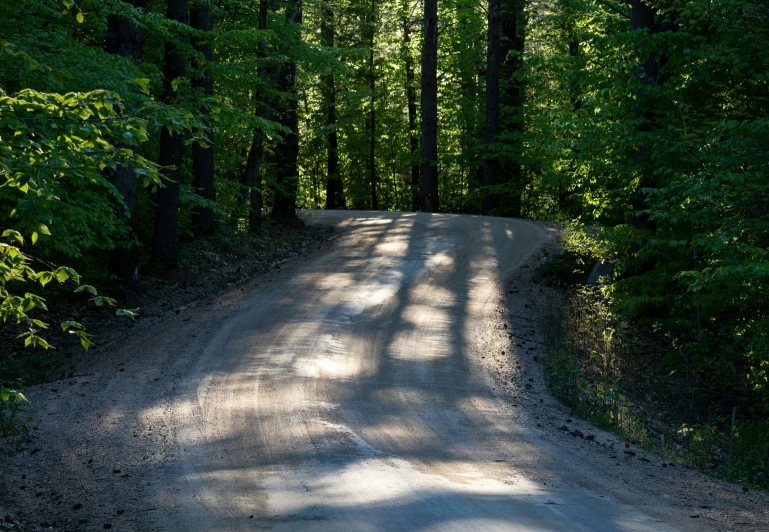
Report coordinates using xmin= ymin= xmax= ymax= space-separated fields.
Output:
xmin=539 ymin=250 xmax=769 ymax=490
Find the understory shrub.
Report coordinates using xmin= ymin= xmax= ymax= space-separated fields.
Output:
xmin=542 ymin=282 xmax=769 ymax=489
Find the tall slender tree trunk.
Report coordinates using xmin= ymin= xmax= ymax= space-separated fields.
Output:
xmin=323 ymin=73 xmax=343 ymax=209
xmin=628 ymin=0 xmax=675 ymax=231
xmin=322 ymin=2 xmax=345 ymax=209
xmin=243 ymin=111 xmax=265 ymax=227
xmin=152 ymin=0 xmax=188 ymax=266
xmin=568 ymin=39 xmax=581 ymax=111
xmin=420 ymin=0 xmax=439 ymax=212
xmin=482 ymin=0 xmax=501 ymax=214
xmin=190 ymin=0 xmax=216 ymax=234
xmin=272 ymin=0 xmax=302 ymax=220
xmin=244 ymin=0 xmax=270 ymax=228
xmin=105 ymin=0 xmax=146 ymax=281
xmin=402 ymin=7 xmax=420 ymax=212
xmin=499 ymin=0 xmax=525 ymax=216
xmin=105 ymin=0 xmax=145 ymax=62
xmin=369 ymin=0 xmax=378 ymax=210
xmin=622 ymin=2 xmax=677 ymax=280
xmin=558 ymin=37 xmax=580 ymax=216
xmin=457 ymin=4 xmax=481 ymax=202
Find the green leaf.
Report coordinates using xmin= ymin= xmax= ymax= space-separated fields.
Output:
xmin=2 ymin=230 xmax=23 ymax=245
xmin=93 ymin=296 xmax=116 ymax=307
xmin=55 ymin=267 xmax=80 ymax=284
xmin=116 ymin=308 xmax=140 ymax=319
xmin=75 ymin=284 xmax=97 ymax=296
xmin=75 ymin=331 xmax=92 ymax=350
xmin=37 ymin=271 xmax=54 ymax=287
xmin=76 ymin=12 xmax=84 ymax=23
xmin=133 ymin=78 xmax=151 ymax=95
xmin=61 ymin=320 xmax=84 ymax=332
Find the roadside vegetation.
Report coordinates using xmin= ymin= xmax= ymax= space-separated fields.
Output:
xmin=539 ymin=238 xmax=769 ymax=490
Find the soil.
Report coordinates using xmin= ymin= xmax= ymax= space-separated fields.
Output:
xmin=0 ymin=219 xmax=340 ymax=530
xmin=0 ymin=221 xmax=339 ymax=386
xmin=488 ymin=226 xmax=769 ymax=531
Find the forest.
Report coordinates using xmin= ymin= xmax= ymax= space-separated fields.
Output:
xmin=1 ymin=0 xmax=768 ymax=487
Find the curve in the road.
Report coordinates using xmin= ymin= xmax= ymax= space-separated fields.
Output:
xmin=166 ymin=211 xmax=674 ymax=531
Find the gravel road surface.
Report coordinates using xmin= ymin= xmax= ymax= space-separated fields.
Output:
xmin=3 ymin=211 xmax=766 ymax=531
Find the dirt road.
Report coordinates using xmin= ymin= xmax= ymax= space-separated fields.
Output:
xmin=2 ymin=211 xmax=766 ymax=531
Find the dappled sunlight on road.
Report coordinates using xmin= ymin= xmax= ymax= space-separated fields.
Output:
xmin=150 ymin=211 xmax=676 ymax=531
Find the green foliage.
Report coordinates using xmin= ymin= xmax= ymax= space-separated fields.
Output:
xmin=0 ymin=81 xmax=202 ymax=350
xmin=0 ymin=88 xmax=159 ymax=257
xmin=0 ymin=379 xmax=29 ymax=437
xmin=0 ymin=3 xmax=199 ymax=356
xmin=543 ymin=279 xmax=769 ymax=488
xmin=293 ymin=0 xmax=489 ymax=211
xmin=1 ymin=229 xmax=109 ymax=351
xmin=521 ymin=0 xmax=769 ymax=450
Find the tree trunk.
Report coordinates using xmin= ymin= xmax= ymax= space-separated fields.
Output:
xmin=152 ymin=0 xmax=188 ymax=266
xmin=629 ymin=0 xmax=675 ymax=231
xmin=482 ymin=0 xmax=501 ymax=214
xmin=623 ymin=1 xmax=677 ymax=279
xmin=369 ymin=0 xmax=377 ymax=210
xmin=420 ymin=0 xmax=439 ymax=212
xmin=402 ymin=7 xmax=419 ymax=212
xmin=458 ymin=4 xmax=479 ymax=202
xmin=244 ymin=114 xmax=265 ymax=227
xmin=559 ymin=37 xmax=580 ymax=216
xmin=190 ymin=0 xmax=216 ymax=234
xmin=105 ymin=0 xmax=145 ymax=62
xmin=272 ymin=0 xmax=302 ymax=220
xmin=568 ymin=39 xmax=581 ymax=111
xmin=322 ymin=2 xmax=345 ymax=209
xmin=499 ymin=0 xmax=524 ymax=216
xmin=243 ymin=0 xmax=270 ymax=228
xmin=105 ymin=0 xmax=146 ymax=282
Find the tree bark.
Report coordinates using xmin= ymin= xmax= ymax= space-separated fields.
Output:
xmin=244 ymin=113 xmax=265 ymax=228
xmin=105 ymin=0 xmax=146 ymax=282
xmin=105 ymin=0 xmax=145 ymax=62
xmin=369 ymin=0 xmax=378 ymax=210
xmin=623 ymin=1 xmax=677 ymax=278
xmin=190 ymin=0 xmax=216 ymax=234
xmin=568 ymin=39 xmax=581 ymax=111
xmin=482 ymin=0 xmax=501 ymax=214
xmin=322 ymin=2 xmax=345 ymax=209
xmin=272 ymin=0 xmax=302 ymax=220
xmin=629 ymin=0 xmax=676 ymax=230
xmin=402 ymin=7 xmax=420 ymax=212
xmin=499 ymin=0 xmax=524 ymax=216
xmin=420 ymin=0 xmax=439 ymax=212
xmin=243 ymin=0 xmax=270 ymax=228
xmin=458 ymin=7 xmax=480 ymax=202
xmin=152 ymin=0 xmax=188 ymax=266
xmin=559 ymin=37 xmax=580 ymax=216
